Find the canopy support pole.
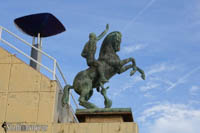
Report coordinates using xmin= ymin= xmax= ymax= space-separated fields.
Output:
xmin=30 ymin=33 xmax=42 ymax=71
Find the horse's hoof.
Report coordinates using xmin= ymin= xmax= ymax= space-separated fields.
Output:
xmin=105 ymin=99 xmax=112 ymax=108
xmin=141 ymin=74 xmax=145 ymax=80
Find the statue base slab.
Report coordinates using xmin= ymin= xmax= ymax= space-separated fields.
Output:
xmin=76 ymin=108 xmax=134 ymax=123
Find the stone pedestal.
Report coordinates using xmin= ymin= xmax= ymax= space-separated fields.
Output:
xmin=76 ymin=108 xmax=134 ymax=123
xmin=73 ymin=108 xmax=139 ymax=133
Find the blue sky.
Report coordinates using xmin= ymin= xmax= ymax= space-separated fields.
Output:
xmin=1 ymin=0 xmax=200 ymax=133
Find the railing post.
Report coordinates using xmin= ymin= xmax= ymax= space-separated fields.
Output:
xmin=0 ymin=26 xmax=2 ymax=40
xmin=68 ymin=91 xmax=71 ymax=105
xmin=53 ymin=59 xmax=56 ymax=80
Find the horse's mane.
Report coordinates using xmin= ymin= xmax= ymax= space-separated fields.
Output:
xmin=99 ymin=31 xmax=122 ymax=60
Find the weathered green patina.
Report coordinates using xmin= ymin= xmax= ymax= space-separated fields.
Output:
xmin=76 ymin=108 xmax=132 ymax=113
xmin=62 ymin=28 xmax=145 ymax=109
xmin=81 ymin=24 xmax=109 ymax=85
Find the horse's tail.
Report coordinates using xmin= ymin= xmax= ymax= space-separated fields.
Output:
xmin=62 ymin=84 xmax=73 ymax=107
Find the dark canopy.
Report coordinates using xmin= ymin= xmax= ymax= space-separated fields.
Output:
xmin=14 ymin=13 xmax=66 ymax=37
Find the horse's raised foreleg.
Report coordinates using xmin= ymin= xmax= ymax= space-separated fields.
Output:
xmin=120 ymin=57 xmax=136 ymax=66
xmin=136 ymin=66 xmax=145 ymax=80
xmin=119 ymin=58 xmax=145 ymax=80
xmin=119 ymin=58 xmax=137 ymax=73
xmin=118 ymin=64 xmax=133 ymax=74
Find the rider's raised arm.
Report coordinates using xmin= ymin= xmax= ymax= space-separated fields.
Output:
xmin=97 ymin=24 xmax=109 ymax=41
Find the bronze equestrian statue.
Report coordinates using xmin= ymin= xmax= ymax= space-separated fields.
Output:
xmin=62 ymin=29 xmax=145 ymax=109
xmin=81 ymin=24 xmax=109 ymax=86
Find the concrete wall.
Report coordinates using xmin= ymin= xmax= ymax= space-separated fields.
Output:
xmin=53 ymin=122 xmax=138 ymax=133
xmin=0 ymin=122 xmax=138 ymax=133
xmin=0 ymin=47 xmax=76 ymax=125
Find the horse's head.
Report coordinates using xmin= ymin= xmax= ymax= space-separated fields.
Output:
xmin=111 ymin=31 xmax=122 ymax=52
xmin=99 ymin=31 xmax=122 ymax=58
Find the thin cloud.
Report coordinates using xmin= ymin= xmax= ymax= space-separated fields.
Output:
xmin=147 ymin=63 xmax=176 ymax=75
xmin=189 ymin=100 xmax=200 ymax=105
xmin=140 ymin=82 xmax=160 ymax=92
xmin=189 ymin=85 xmax=200 ymax=96
xmin=149 ymin=77 xmax=174 ymax=86
xmin=144 ymin=93 xmax=154 ymax=98
xmin=112 ymin=75 xmax=142 ymax=97
xmin=166 ymin=66 xmax=200 ymax=91
xmin=138 ymin=103 xmax=200 ymax=133
xmin=122 ymin=0 xmax=157 ymax=32
xmin=122 ymin=44 xmax=148 ymax=54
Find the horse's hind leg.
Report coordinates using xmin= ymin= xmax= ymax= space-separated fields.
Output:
xmin=101 ymin=87 xmax=112 ymax=108
xmin=78 ymin=87 xmax=97 ymax=109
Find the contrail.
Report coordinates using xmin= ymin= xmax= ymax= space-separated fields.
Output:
xmin=122 ymin=0 xmax=157 ymax=32
xmin=166 ymin=66 xmax=200 ymax=91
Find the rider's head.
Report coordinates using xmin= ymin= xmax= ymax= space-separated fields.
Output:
xmin=89 ymin=33 xmax=96 ymax=41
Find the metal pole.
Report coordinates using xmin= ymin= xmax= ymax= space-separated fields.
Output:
xmin=56 ymin=63 xmax=67 ymax=84
xmin=40 ymin=36 xmax=42 ymax=47
xmin=68 ymin=90 xmax=71 ymax=105
xmin=37 ymin=33 xmax=40 ymax=44
xmin=32 ymin=37 xmax=35 ymax=45
xmin=0 ymin=26 xmax=2 ymax=40
xmin=53 ymin=59 xmax=56 ymax=80
xmin=30 ymin=33 xmax=42 ymax=71
xmin=36 ymin=33 xmax=42 ymax=71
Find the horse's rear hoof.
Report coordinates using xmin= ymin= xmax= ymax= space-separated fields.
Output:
xmin=105 ymin=99 xmax=112 ymax=108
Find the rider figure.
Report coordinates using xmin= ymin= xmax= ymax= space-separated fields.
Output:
xmin=81 ymin=24 xmax=109 ymax=84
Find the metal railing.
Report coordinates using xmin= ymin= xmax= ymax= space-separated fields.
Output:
xmin=0 ymin=26 xmax=79 ymax=111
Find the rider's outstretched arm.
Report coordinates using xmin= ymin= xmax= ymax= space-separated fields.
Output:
xmin=97 ymin=24 xmax=109 ymax=41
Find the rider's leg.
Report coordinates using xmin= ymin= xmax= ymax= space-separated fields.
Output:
xmin=95 ymin=61 xmax=108 ymax=83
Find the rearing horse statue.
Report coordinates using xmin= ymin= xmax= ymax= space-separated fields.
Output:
xmin=62 ymin=31 xmax=145 ymax=109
